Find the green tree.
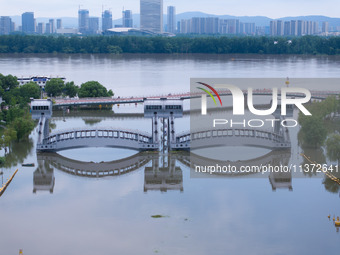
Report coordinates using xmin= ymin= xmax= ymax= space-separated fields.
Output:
xmin=10 ymin=115 xmax=35 ymax=141
xmin=0 ymin=74 xmax=18 ymax=90
xmin=19 ymin=82 xmax=41 ymax=102
xmin=4 ymin=106 xmax=24 ymax=123
xmin=78 ymin=81 xmax=113 ymax=98
xmin=298 ymin=116 xmax=327 ymax=148
xmin=64 ymin=82 xmax=79 ymax=97
xmin=326 ymin=133 xmax=340 ymax=164
xmin=107 ymin=45 xmax=123 ymax=54
xmin=1 ymin=127 xmax=17 ymax=153
xmin=45 ymin=78 xmax=65 ymax=97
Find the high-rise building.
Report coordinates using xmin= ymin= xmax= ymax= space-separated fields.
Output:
xmin=277 ymin=20 xmax=284 ymax=36
xmin=290 ymin=20 xmax=297 ymax=36
xmin=122 ymin=10 xmax=133 ymax=28
xmin=0 ymin=16 xmax=13 ymax=35
xmin=270 ymin=20 xmax=277 ymax=35
xmin=140 ymin=0 xmax=163 ymax=33
xmin=240 ymin=22 xmax=255 ymax=35
xmin=191 ymin=17 xmax=200 ymax=34
xmin=205 ymin=17 xmax=219 ymax=34
xmin=22 ymin=12 xmax=35 ymax=34
xmin=102 ymin=10 xmax=112 ymax=31
xmin=45 ymin=23 xmax=51 ymax=34
xmin=180 ymin=19 xmax=190 ymax=34
xmin=167 ymin=6 xmax=175 ymax=33
xmin=322 ymin=21 xmax=329 ymax=33
xmin=284 ymin=21 xmax=291 ymax=35
xmin=57 ymin=19 xmax=62 ymax=29
xmin=297 ymin=20 xmax=305 ymax=36
xmin=78 ymin=9 xmax=89 ymax=34
xmin=49 ymin=19 xmax=55 ymax=33
xmin=313 ymin=21 xmax=319 ymax=34
xmin=37 ymin=22 xmax=44 ymax=34
xmin=89 ymin=17 xmax=99 ymax=34
xmin=227 ymin=19 xmax=238 ymax=34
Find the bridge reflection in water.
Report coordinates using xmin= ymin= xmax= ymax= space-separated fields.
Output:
xmin=34 ymin=149 xmax=292 ymax=194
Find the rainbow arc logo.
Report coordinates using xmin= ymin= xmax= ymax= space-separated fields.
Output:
xmin=196 ymin=82 xmax=223 ymax=106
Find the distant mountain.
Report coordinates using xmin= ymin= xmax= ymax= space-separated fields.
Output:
xmin=9 ymin=12 xmax=340 ymax=30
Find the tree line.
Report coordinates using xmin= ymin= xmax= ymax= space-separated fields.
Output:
xmin=0 ymin=35 xmax=339 ymax=54
xmin=0 ymin=74 xmax=36 ymax=164
xmin=44 ymin=79 xmax=113 ymax=98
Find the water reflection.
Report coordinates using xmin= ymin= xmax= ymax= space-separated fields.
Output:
xmin=34 ymin=150 xmax=296 ymax=193
xmin=33 ymin=160 xmax=55 ymax=194
xmin=36 ymin=151 xmax=186 ymax=193
xmin=37 ymin=151 xmax=157 ymax=177
xmin=144 ymin=154 xmax=184 ymax=192
xmin=2 ymin=139 xmax=34 ymax=168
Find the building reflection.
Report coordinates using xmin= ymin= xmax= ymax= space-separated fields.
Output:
xmin=144 ymin=154 xmax=183 ymax=192
xmin=33 ymin=160 xmax=55 ymax=194
xmin=186 ymin=149 xmax=293 ymax=191
xmin=269 ymin=171 xmax=293 ymax=191
xmin=37 ymin=152 xmax=157 ymax=178
xmin=35 ymin=149 xmax=292 ymax=192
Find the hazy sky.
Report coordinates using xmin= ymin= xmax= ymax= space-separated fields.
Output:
xmin=0 ymin=0 xmax=339 ymax=19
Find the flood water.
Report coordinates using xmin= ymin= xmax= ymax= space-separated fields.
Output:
xmin=0 ymin=54 xmax=340 ymax=255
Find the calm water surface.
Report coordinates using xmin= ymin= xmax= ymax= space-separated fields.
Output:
xmin=0 ymin=54 xmax=340 ymax=255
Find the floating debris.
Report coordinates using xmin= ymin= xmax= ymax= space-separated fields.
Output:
xmin=151 ymin=215 xmax=168 ymax=218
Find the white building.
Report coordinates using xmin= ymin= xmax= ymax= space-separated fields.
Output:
xmin=17 ymin=76 xmax=66 ymax=89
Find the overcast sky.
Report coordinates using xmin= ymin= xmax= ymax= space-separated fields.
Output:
xmin=0 ymin=0 xmax=339 ymax=19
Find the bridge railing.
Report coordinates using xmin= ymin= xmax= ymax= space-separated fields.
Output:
xmin=41 ymin=128 xmax=153 ymax=145
xmin=175 ymin=128 xmax=288 ymax=145
xmin=54 ymin=90 xmax=340 ymax=107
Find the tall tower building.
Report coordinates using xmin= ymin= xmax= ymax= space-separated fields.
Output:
xmin=102 ymin=10 xmax=113 ymax=31
xmin=270 ymin=20 xmax=277 ymax=36
xmin=322 ymin=21 xmax=329 ymax=33
xmin=78 ymin=9 xmax=89 ymax=34
xmin=277 ymin=20 xmax=284 ymax=36
xmin=57 ymin=19 xmax=62 ymax=29
xmin=290 ymin=20 xmax=297 ymax=36
xmin=49 ymin=19 xmax=55 ymax=33
xmin=45 ymin=23 xmax=51 ymax=34
xmin=284 ymin=21 xmax=291 ymax=35
xmin=89 ymin=17 xmax=99 ymax=34
xmin=122 ymin=10 xmax=133 ymax=28
xmin=22 ymin=12 xmax=35 ymax=34
xmin=37 ymin=22 xmax=44 ymax=34
xmin=140 ymin=0 xmax=163 ymax=33
xmin=0 ymin=16 xmax=13 ymax=35
xmin=297 ymin=20 xmax=305 ymax=36
xmin=167 ymin=6 xmax=175 ymax=33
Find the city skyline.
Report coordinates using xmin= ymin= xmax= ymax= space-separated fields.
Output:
xmin=0 ymin=0 xmax=340 ymax=20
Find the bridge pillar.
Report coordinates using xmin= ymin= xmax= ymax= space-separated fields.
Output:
xmin=244 ymin=93 xmax=248 ymax=109
xmin=31 ymin=99 xmax=53 ymax=149
xmin=169 ymin=114 xmax=176 ymax=144
xmin=152 ymin=113 xmax=159 ymax=144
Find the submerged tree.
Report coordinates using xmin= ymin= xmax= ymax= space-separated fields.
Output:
xmin=326 ymin=133 xmax=340 ymax=164
xmin=298 ymin=116 xmax=327 ymax=148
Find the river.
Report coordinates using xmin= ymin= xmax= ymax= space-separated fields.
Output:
xmin=0 ymin=54 xmax=340 ymax=255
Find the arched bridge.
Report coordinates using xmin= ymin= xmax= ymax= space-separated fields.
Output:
xmin=173 ymin=127 xmax=290 ymax=150
xmin=37 ymin=127 xmax=159 ymax=152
